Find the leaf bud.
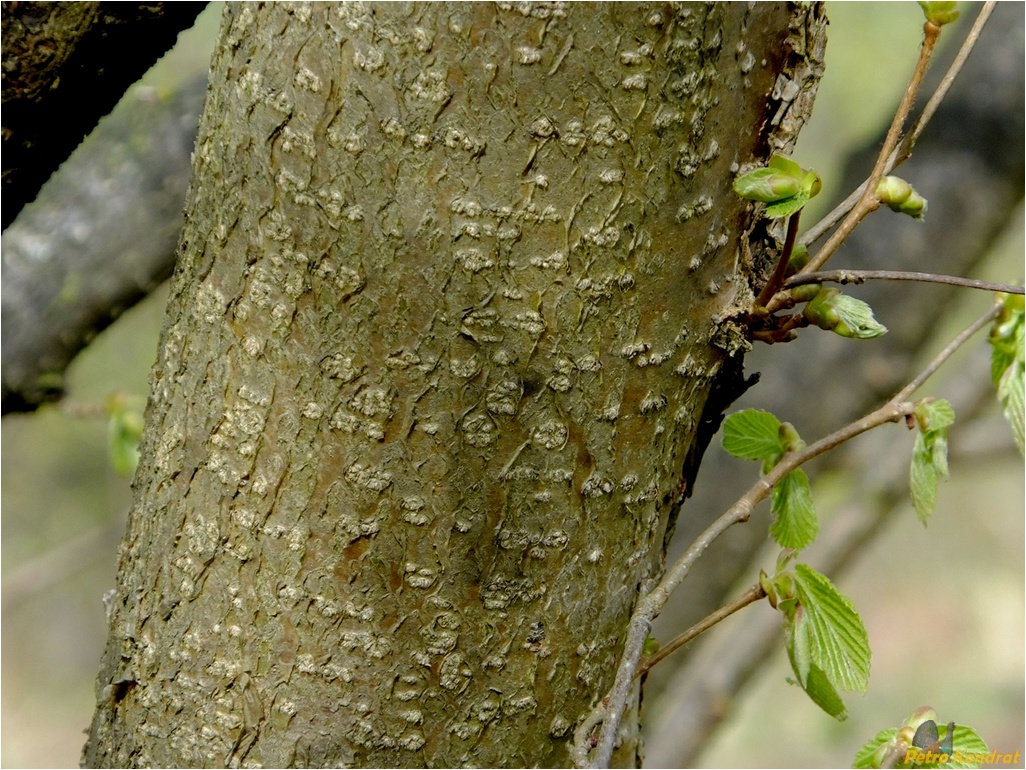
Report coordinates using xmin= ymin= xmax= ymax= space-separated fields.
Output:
xmin=788 ymin=243 xmax=810 ymax=271
xmin=903 ymin=706 xmax=940 ymax=730
xmin=733 ymin=167 xmax=802 ymax=203
xmin=919 ymin=1 xmax=959 ymax=26
xmin=875 ymin=176 xmax=927 ymax=220
xmin=804 ymin=289 xmax=888 ymax=339
xmin=789 ymin=282 xmax=822 ymax=302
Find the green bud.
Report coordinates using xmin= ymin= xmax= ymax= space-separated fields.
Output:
xmin=904 ymin=706 xmax=940 ymax=730
xmin=788 ymin=243 xmax=810 ymax=271
xmin=778 ymin=422 xmax=805 ymax=453
xmin=804 ymin=288 xmax=888 ymax=339
xmin=802 ymin=169 xmax=822 ymax=200
xmin=733 ymin=167 xmax=802 ymax=203
xmin=803 ymin=288 xmax=843 ymax=331
xmin=789 ymin=282 xmax=822 ymax=302
xmin=875 ymin=176 xmax=927 ymax=220
xmin=875 ymin=175 xmax=913 ymax=205
xmin=642 ymin=635 xmax=661 ymax=657
xmin=897 ymin=191 xmax=928 ymax=219
xmin=919 ymin=1 xmax=959 ymax=25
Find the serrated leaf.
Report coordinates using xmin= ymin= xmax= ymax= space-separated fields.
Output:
xmin=915 ymin=399 xmax=956 ymax=432
xmin=788 ymin=605 xmax=813 ymax=685
xmin=770 ymin=468 xmax=819 ymax=550
xmin=910 ymin=430 xmax=938 ymax=524
xmin=786 ymin=616 xmax=849 ymax=719
xmin=793 ymin=564 xmax=871 ymax=693
xmin=909 ymin=400 xmax=955 ymax=524
xmin=722 ymin=409 xmax=785 ymax=461
xmin=997 ymin=361 xmax=1025 ymax=457
xmin=854 ymin=727 xmax=899 ymax=769
xmin=830 ymin=294 xmax=888 ymax=339
xmin=801 ymin=663 xmax=848 ymax=720
xmin=765 ymin=190 xmax=811 ymax=219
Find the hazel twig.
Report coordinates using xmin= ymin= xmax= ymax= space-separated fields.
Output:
xmin=783 ymin=270 xmax=1024 ymax=295
xmin=574 ymin=304 xmax=1001 ymax=769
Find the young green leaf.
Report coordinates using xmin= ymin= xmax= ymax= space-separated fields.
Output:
xmin=786 ymin=609 xmax=848 ymax=720
xmin=989 ymin=293 xmax=1025 ymax=457
xmin=854 ymin=727 xmax=900 ymax=769
xmin=909 ymin=399 xmax=956 ymax=524
xmin=804 ymin=289 xmax=888 ymax=339
xmin=722 ymin=409 xmax=785 ymax=461
xmin=733 ymin=167 xmax=802 ymax=203
xmin=770 ymin=469 xmax=819 ymax=550
xmin=733 ymin=155 xmax=821 ymax=219
xmin=854 ymin=719 xmax=990 ymax=768
xmin=792 ymin=564 xmax=871 ymax=693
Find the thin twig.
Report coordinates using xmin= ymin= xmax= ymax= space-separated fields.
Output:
xmin=783 ymin=270 xmax=1024 ymax=295
xmin=801 ymin=3 xmax=995 ymax=247
xmin=894 ymin=304 xmax=1001 ymax=402
xmin=769 ymin=20 xmax=942 ymax=314
xmin=576 ymin=300 xmax=1000 ymax=768
xmin=634 ymin=583 xmax=767 ymax=680
xmin=754 ymin=212 xmax=802 ymax=310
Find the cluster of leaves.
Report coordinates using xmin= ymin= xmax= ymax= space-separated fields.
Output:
xmin=735 ymin=154 xmax=890 ymax=341
xmin=724 ymin=411 xmax=869 ymax=718
xmin=855 ymin=706 xmax=989 ymax=769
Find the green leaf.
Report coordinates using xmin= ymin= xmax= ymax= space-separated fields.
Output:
xmin=854 ymin=727 xmax=899 ymax=769
xmin=909 ymin=399 xmax=955 ymax=524
xmin=765 ymin=190 xmax=811 ymax=219
xmin=829 ymin=294 xmax=888 ymax=339
xmin=793 ymin=564 xmax=871 ymax=693
xmin=989 ymin=293 xmax=1025 ymax=457
xmin=910 ymin=431 xmax=939 ymax=524
xmin=722 ymin=409 xmax=785 ymax=461
xmin=804 ymin=289 xmax=888 ymax=339
xmin=770 ymin=468 xmax=819 ymax=550
xmin=108 ymin=408 xmax=143 ymax=477
xmin=997 ymin=361 xmax=1025 ymax=457
xmin=855 ymin=714 xmax=990 ymax=769
xmin=786 ymin=612 xmax=848 ymax=719
xmin=733 ymin=167 xmax=801 ymax=203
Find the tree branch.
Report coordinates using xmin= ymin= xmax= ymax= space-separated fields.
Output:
xmin=799 ymin=3 xmax=996 ymax=248
xmin=1 ymin=2 xmax=206 ymax=229
xmin=783 ymin=270 xmax=1023 ymax=295
xmin=576 ymin=304 xmax=1001 ymax=768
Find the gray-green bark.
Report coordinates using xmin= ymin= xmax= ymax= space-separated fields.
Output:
xmin=83 ymin=3 xmax=823 ymax=767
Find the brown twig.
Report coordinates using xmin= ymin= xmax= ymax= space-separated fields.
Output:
xmin=783 ymin=270 xmax=1024 ymax=295
xmin=634 ymin=584 xmax=767 ymax=680
xmin=801 ymin=3 xmax=996 ymax=248
xmin=754 ymin=212 xmax=802 ymax=310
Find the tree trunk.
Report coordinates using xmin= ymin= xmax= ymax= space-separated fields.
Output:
xmin=83 ymin=3 xmax=824 ymax=767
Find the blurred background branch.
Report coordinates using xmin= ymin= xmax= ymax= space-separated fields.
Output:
xmin=1 ymin=1 xmax=206 ymax=229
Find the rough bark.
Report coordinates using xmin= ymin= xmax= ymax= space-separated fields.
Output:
xmin=83 ymin=3 xmax=823 ymax=767
xmin=0 ymin=1 xmax=205 ymax=229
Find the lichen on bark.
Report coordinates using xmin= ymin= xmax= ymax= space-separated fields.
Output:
xmin=84 ymin=3 xmax=824 ymax=767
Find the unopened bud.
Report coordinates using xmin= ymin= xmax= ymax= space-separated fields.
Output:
xmin=919 ymin=1 xmax=959 ymax=26
xmin=876 ymin=176 xmax=927 ymax=220
xmin=734 ymin=168 xmax=801 ymax=203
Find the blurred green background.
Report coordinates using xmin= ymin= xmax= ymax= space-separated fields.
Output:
xmin=2 ymin=3 xmax=1022 ymax=767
